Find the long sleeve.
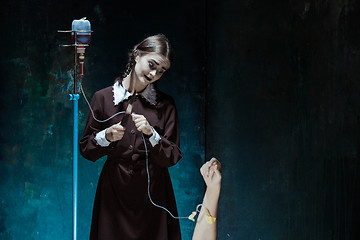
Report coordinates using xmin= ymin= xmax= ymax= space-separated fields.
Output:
xmin=79 ymin=91 xmax=112 ymax=161
xmin=146 ymin=98 xmax=182 ymax=168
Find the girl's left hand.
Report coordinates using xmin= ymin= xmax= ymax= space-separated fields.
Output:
xmin=131 ymin=113 xmax=154 ymax=136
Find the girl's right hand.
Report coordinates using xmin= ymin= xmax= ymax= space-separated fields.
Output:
xmin=105 ymin=123 xmax=126 ymax=142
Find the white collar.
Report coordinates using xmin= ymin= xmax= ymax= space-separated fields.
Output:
xmin=112 ymin=81 xmax=132 ymax=105
xmin=112 ymin=81 xmax=158 ymax=106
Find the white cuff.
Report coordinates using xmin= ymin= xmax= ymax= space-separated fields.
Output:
xmin=149 ymin=127 xmax=161 ymax=147
xmin=94 ymin=129 xmax=111 ymax=147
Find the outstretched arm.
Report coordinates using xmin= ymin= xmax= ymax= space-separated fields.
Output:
xmin=192 ymin=158 xmax=222 ymax=240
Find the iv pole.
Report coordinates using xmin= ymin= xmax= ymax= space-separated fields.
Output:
xmin=57 ymin=29 xmax=91 ymax=240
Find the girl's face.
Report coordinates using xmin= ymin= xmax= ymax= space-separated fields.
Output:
xmin=134 ymin=52 xmax=170 ymax=86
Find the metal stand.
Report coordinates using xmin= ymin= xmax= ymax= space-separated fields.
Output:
xmin=57 ymin=29 xmax=92 ymax=240
xmin=69 ymin=93 xmax=79 ymax=239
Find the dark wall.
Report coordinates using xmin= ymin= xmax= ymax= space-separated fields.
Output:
xmin=206 ymin=0 xmax=360 ymax=239
xmin=1 ymin=0 xmax=360 ymax=239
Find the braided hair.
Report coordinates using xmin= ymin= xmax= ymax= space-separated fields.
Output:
xmin=122 ymin=49 xmax=137 ymax=78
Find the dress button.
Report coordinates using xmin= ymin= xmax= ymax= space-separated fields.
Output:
xmin=131 ymin=129 xmax=135 ymax=134
xmin=129 ymin=145 xmax=133 ymax=150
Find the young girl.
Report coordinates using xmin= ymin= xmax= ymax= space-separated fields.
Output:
xmin=79 ymin=34 xmax=182 ymax=240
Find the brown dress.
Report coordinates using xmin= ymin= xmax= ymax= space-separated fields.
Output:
xmin=79 ymin=83 xmax=182 ymax=240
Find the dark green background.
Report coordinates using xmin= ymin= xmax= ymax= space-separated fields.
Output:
xmin=1 ymin=0 xmax=359 ymax=239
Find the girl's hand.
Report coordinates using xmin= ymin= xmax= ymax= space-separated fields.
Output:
xmin=131 ymin=113 xmax=153 ymax=136
xmin=105 ymin=123 xmax=126 ymax=142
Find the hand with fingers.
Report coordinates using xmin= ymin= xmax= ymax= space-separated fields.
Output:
xmin=131 ymin=113 xmax=154 ymax=136
xmin=105 ymin=123 xmax=126 ymax=142
xmin=200 ymin=157 xmax=222 ymax=188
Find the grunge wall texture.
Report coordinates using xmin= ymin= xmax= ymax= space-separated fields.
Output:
xmin=0 ymin=0 xmax=359 ymax=239
xmin=206 ymin=1 xmax=360 ymax=239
